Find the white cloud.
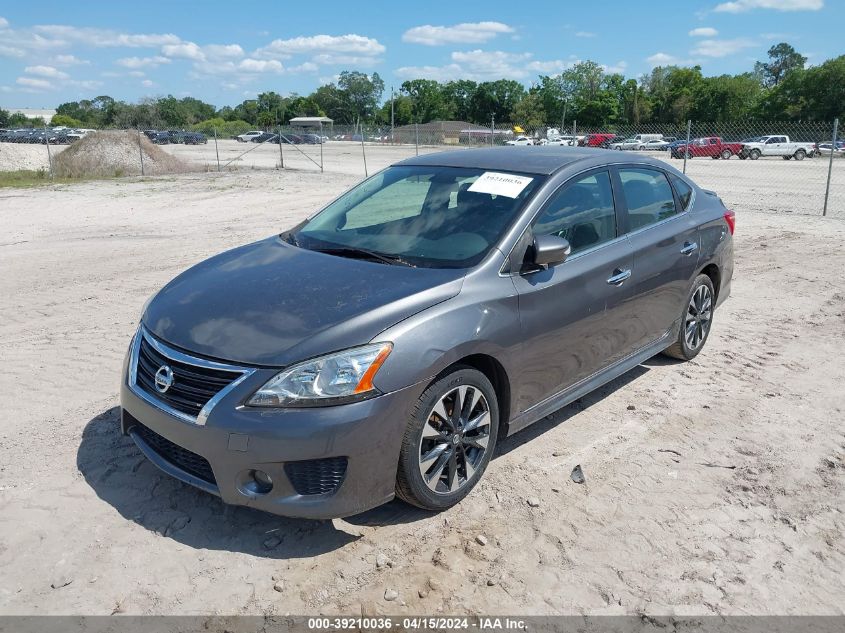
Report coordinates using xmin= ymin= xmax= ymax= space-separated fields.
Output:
xmin=603 ymin=61 xmax=628 ymax=74
xmin=690 ymin=38 xmax=754 ymax=57
xmin=402 ymin=22 xmax=514 ymax=46
xmin=53 ymin=54 xmax=88 ymax=65
xmin=115 ymin=55 xmax=171 ymax=69
xmin=33 ymin=24 xmax=180 ymax=47
xmin=310 ymin=53 xmax=382 ymax=66
xmin=128 ymin=71 xmax=145 ymax=77
xmin=714 ymin=0 xmax=822 ymax=12
xmin=689 ymin=27 xmax=719 ymax=36
xmin=397 ymin=49 xmax=576 ymax=82
xmin=575 ymin=31 xmax=596 ymax=38
xmin=162 ymin=41 xmax=206 ymax=61
xmin=204 ymin=44 xmax=244 ymax=59
xmin=238 ymin=58 xmax=283 ymax=73
xmin=0 ymin=45 xmax=25 ymax=58
xmin=646 ymin=52 xmax=696 ymax=66
xmin=287 ymin=61 xmax=319 ymax=73
xmin=16 ymin=76 xmax=53 ymax=90
xmin=256 ymin=34 xmax=384 ymax=58
xmin=0 ymin=16 xmax=9 ymax=28
xmin=142 ymin=79 xmax=154 ymax=87
xmin=24 ymin=65 xmax=69 ymax=79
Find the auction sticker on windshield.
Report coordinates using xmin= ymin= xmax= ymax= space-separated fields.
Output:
xmin=468 ymin=172 xmax=534 ymax=198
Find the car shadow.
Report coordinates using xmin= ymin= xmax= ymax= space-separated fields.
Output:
xmin=79 ymin=363 xmax=652 ymax=541
xmin=77 ymin=408 xmax=360 ymax=559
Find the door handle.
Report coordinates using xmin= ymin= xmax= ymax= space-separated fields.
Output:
xmin=606 ymin=268 xmax=632 ymax=286
xmin=680 ymin=241 xmax=698 ymax=255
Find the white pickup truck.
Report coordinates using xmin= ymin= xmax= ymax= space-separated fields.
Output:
xmin=738 ymin=135 xmax=816 ymax=161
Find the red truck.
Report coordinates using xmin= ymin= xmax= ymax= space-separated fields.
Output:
xmin=578 ymin=133 xmax=616 ymax=148
xmin=671 ymin=136 xmax=744 ymax=159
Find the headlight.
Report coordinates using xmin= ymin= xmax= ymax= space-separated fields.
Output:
xmin=247 ymin=342 xmax=393 ymax=407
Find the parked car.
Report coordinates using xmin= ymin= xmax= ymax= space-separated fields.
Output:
xmin=300 ymin=133 xmax=324 ymax=144
xmin=639 ymin=139 xmax=671 ymax=151
xmin=121 ymin=147 xmax=734 ymax=518
xmin=505 ymin=136 xmax=534 ymax=146
xmin=738 ymin=135 xmax=816 ymax=161
xmin=671 ymin=137 xmax=743 ymax=160
xmin=250 ymin=132 xmax=279 ymax=143
xmin=236 ymin=130 xmax=264 ymax=143
xmin=611 ymin=138 xmax=641 ymax=150
xmin=814 ymin=140 xmax=845 ymax=156
xmin=579 ymin=133 xmax=616 ymax=148
xmin=280 ymin=133 xmax=304 ymax=144
xmin=183 ymin=132 xmax=207 ymax=145
xmin=149 ymin=132 xmax=171 ymax=145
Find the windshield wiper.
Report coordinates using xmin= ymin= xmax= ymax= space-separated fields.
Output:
xmin=313 ymin=246 xmax=416 ymax=267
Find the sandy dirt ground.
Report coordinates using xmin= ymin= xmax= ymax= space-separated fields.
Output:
xmin=0 ymin=166 xmax=844 ymax=616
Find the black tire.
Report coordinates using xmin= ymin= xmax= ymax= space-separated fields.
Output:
xmin=721 ymin=149 xmax=732 ymax=160
xmin=794 ymin=149 xmax=806 ymax=161
xmin=711 ymin=154 xmax=720 ymax=159
xmin=663 ymin=274 xmax=716 ymax=361
xmin=396 ymin=366 xmax=499 ymax=511
xmin=750 ymin=149 xmax=761 ymax=160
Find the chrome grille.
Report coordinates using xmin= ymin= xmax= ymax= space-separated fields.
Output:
xmin=130 ymin=328 xmax=251 ymax=424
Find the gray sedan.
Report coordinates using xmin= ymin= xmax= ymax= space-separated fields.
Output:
xmin=121 ymin=147 xmax=734 ymax=518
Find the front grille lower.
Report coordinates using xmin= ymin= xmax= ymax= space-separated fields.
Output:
xmin=132 ymin=420 xmax=217 ymax=486
xmin=284 ymin=457 xmax=348 ymax=496
xmin=135 ymin=334 xmax=241 ymax=418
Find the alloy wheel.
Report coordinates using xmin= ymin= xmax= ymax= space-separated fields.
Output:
xmin=685 ymin=284 xmax=713 ymax=350
xmin=418 ymin=385 xmax=491 ymax=494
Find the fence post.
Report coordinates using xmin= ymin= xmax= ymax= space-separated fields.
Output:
xmin=44 ymin=125 xmax=54 ymax=180
xmin=136 ymin=128 xmax=145 ymax=177
xmin=278 ymin=127 xmax=284 ymax=170
xmin=490 ymin=115 xmax=494 ymax=147
xmin=213 ymin=127 xmax=220 ymax=172
xmin=572 ymin=120 xmax=577 ymax=140
xmin=361 ymin=130 xmax=368 ymax=177
xmin=683 ymin=119 xmax=692 ymax=175
xmin=415 ymin=123 xmax=419 ymax=156
xmin=823 ymin=118 xmax=839 ymax=217
xmin=319 ymin=121 xmax=324 ymax=173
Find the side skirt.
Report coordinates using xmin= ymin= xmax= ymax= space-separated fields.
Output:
xmin=506 ymin=331 xmax=672 ymax=436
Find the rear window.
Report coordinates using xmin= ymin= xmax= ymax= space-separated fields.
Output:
xmin=670 ymin=176 xmax=694 ymax=211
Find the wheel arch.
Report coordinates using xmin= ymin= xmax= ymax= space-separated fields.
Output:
xmin=434 ymin=354 xmax=512 ymax=439
xmin=699 ymin=262 xmax=721 ymax=303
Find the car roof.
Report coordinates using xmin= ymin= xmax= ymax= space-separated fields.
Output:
xmin=394 ymin=146 xmax=666 ymax=176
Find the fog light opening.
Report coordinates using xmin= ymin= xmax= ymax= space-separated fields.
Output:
xmin=238 ymin=469 xmax=273 ymax=496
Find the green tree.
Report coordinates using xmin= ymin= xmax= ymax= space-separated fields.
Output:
xmin=400 ymin=79 xmax=452 ymax=122
xmin=441 ymin=80 xmax=478 ymax=122
xmin=468 ymin=80 xmax=525 ymax=125
xmin=337 ymin=71 xmax=384 ymax=122
xmin=754 ymin=42 xmax=806 ymax=88
xmin=50 ymin=114 xmax=84 ymax=127
xmin=510 ymin=90 xmax=546 ymax=128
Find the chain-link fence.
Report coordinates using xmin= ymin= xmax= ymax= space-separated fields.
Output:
xmin=1 ymin=119 xmax=841 ymax=217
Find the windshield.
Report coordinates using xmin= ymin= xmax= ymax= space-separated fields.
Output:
xmin=290 ymin=165 xmax=544 ymax=268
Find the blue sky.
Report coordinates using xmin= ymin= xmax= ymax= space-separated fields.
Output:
xmin=0 ymin=0 xmax=838 ymax=109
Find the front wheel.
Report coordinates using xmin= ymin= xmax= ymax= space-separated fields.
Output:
xmin=396 ymin=367 xmax=499 ymax=511
xmin=750 ymin=149 xmax=761 ymax=160
xmin=663 ymin=274 xmax=716 ymax=361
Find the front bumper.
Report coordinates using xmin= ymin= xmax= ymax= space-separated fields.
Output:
xmin=119 ymin=343 xmax=427 ymax=519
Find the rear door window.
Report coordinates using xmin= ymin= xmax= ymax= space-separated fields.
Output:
xmin=619 ymin=168 xmax=678 ymax=230
xmin=670 ymin=175 xmax=694 ymax=211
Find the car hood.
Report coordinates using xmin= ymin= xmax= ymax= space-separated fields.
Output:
xmin=142 ymin=236 xmax=465 ymax=367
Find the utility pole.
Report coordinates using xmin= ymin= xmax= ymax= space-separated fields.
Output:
xmin=390 ymin=85 xmax=395 ymax=144
xmin=561 ymin=98 xmax=568 ymax=134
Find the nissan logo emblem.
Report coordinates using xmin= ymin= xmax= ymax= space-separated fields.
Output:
xmin=154 ymin=365 xmax=175 ymax=393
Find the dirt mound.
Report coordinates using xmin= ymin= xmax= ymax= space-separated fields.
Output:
xmin=53 ymin=130 xmax=194 ymax=178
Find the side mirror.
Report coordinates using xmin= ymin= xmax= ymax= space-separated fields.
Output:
xmin=529 ymin=234 xmax=571 ymax=269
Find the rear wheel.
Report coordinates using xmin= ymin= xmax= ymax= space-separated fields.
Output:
xmin=721 ymin=149 xmax=732 ymax=160
xmin=396 ymin=367 xmax=499 ymax=511
xmin=663 ymin=274 xmax=716 ymax=361
xmin=794 ymin=149 xmax=806 ymax=161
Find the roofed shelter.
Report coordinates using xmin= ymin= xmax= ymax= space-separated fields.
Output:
xmin=289 ymin=116 xmax=333 ymax=137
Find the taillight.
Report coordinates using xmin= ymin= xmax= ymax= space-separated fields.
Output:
xmin=723 ymin=210 xmax=736 ymax=235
